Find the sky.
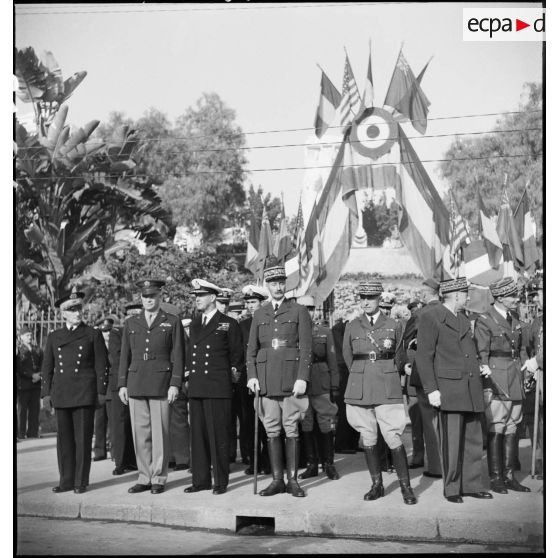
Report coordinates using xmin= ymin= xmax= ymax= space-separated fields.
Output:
xmin=14 ymin=2 xmax=543 ymax=216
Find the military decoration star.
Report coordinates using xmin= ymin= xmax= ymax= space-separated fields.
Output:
xmin=382 ymin=339 xmax=393 ymax=350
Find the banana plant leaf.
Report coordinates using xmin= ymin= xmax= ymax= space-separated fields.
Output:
xmin=63 ymin=71 xmax=87 ymax=101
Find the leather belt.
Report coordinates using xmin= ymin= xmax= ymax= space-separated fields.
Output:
xmin=260 ymin=339 xmax=298 ymax=350
xmin=312 ymin=356 xmax=327 ymax=363
xmin=489 ymin=351 xmax=515 ymax=358
xmin=141 ymin=353 xmax=167 ymax=361
xmin=353 ymin=352 xmax=395 ymax=362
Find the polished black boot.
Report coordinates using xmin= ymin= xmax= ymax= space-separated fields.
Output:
xmin=299 ymin=431 xmax=319 ymax=479
xmin=487 ymin=432 xmax=507 ymax=494
xmin=363 ymin=445 xmax=384 ymax=500
xmin=259 ymin=437 xmax=286 ymax=496
xmin=319 ymin=431 xmax=340 ymax=480
xmin=391 ymin=445 xmax=417 ymax=505
xmin=503 ymin=433 xmax=530 ymax=492
xmin=285 ymin=437 xmax=306 ymax=497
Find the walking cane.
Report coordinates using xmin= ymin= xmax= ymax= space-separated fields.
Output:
xmin=253 ymin=388 xmax=259 ymax=494
xmin=531 ymin=370 xmax=541 ymax=479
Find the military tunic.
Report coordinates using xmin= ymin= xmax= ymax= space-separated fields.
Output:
xmin=474 ymin=307 xmax=525 ymax=435
xmin=118 ymin=309 xmax=185 ymax=486
xmin=186 ymin=310 xmax=243 ymax=489
xmin=342 ymin=312 xmax=407 ymax=449
xmin=246 ymin=299 xmax=312 ymax=437
xmin=41 ymin=322 xmax=108 ymax=490
xmin=301 ymin=323 xmax=339 ymax=434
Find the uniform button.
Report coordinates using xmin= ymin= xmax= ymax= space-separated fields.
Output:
xmin=274 ymin=328 xmax=277 ymax=332
xmin=204 ymin=370 xmax=208 ymax=374
xmin=205 ymin=353 xmax=209 ymax=357
xmin=58 ymin=347 xmax=61 ymax=351
xmin=206 ymin=345 xmax=210 ymax=349
xmin=192 ymin=353 xmax=197 ymax=356
xmin=79 ymin=346 xmax=83 ymax=350
xmin=76 ymin=361 xmax=80 ymax=365
xmin=205 ymin=362 xmax=208 ymax=365
xmin=146 ymin=339 xmax=150 ymax=343
xmin=192 ymin=361 xmax=196 ymax=365
xmin=75 ymin=369 xmax=78 ymax=372
xmin=78 ymin=354 xmax=82 ymax=357
xmin=194 ymin=345 xmax=197 ymax=349
xmin=145 ymin=348 xmax=149 ymax=352
xmin=469 ymin=373 xmax=473 ymax=377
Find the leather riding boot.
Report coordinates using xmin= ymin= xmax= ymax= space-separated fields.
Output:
xmin=299 ymin=431 xmax=319 ymax=479
xmin=285 ymin=437 xmax=306 ymax=497
xmin=259 ymin=437 xmax=286 ymax=496
xmin=363 ymin=446 xmax=384 ymax=500
xmin=503 ymin=433 xmax=530 ymax=492
xmin=319 ymin=431 xmax=340 ymax=480
xmin=487 ymin=432 xmax=507 ymax=494
xmin=391 ymin=445 xmax=417 ymax=505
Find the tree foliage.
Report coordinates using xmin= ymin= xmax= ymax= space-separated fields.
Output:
xmin=361 ymin=196 xmax=399 ymax=246
xmin=439 ymin=82 xmax=542 ymax=237
xmin=15 ymin=47 xmax=172 ymax=309
xmin=91 ymin=245 xmax=253 ymax=317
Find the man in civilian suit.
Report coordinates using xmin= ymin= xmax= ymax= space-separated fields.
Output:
xmin=415 ymin=277 xmax=493 ymax=503
xmin=41 ymin=290 xmax=108 ymax=494
xmin=118 ymin=279 xmax=185 ymax=495
xmin=184 ymin=279 xmax=244 ymax=495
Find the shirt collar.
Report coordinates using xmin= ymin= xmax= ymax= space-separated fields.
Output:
xmin=203 ymin=308 xmax=218 ymax=322
xmin=272 ymin=297 xmax=285 ymax=309
xmin=493 ymin=304 xmax=508 ymax=319
xmin=366 ymin=310 xmax=380 ymax=324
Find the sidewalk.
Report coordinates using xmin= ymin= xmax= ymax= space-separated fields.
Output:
xmin=16 ymin=431 xmax=544 ymax=547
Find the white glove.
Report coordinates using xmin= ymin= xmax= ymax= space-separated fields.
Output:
xmin=427 ymin=389 xmax=441 ymax=408
xmin=480 ymin=364 xmax=492 ymax=377
xmin=119 ymin=387 xmax=129 ymax=405
xmin=404 ymin=363 xmax=412 ymax=376
xmin=247 ymin=378 xmax=260 ymax=393
xmin=292 ymin=379 xmax=307 ymax=396
xmin=523 ymin=357 xmax=539 ymax=374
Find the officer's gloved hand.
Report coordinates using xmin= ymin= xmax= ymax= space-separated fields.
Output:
xmin=404 ymin=363 xmax=412 ymax=376
xmin=231 ymin=367 xmax=241 ymax=384
xmin=42 ymin=395 xmax=52 ymax=412
xmin=292 ymin=379 xmax=307 ymax=397
xmin=247 ymin=378 xmax=260 ymax=393
xmin=330 ymin=387 xmax=340 ymax=403
xmin=427 ymin=389 xmax=441 ymax=408
xmin=480 ymin=364 xmax=492 ymax=377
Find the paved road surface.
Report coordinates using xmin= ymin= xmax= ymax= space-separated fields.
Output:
xmin=16 ymin=518 xmax=542 ymax=555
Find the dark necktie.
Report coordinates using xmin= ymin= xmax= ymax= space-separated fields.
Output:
xmin=202 ymin=315 xmax=207 ymax=327
xmin=506 ymin=312 xmax=513 ymax=326
xmin=274 ymin=303 xmax=279 ymax=313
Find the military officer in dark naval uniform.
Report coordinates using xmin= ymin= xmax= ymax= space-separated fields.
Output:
xmin=184 ymin=279 xmax=244 ymax=495
xmin=343 ymin=281 xmax=416 ymax=505
xmin=474 ymin=277 xmax=530 ymax=494
xmin=118 ymin=279 xmax=185 ymax=495
xmin=239 ymin=284 xmax=270 ymax=476
xmin=246 ymin=260 xmax=313 ymax=498
xmin=415 ymin=277 xmax=492 ymax=503
xmin=41 ymin=290 xmax=108 ymax=494
xmin=404 ymin=279 xmax=443 ymax=479
xmin=297 ymin=295 xmax=340 ymax=481
xmin=98 ymin=316 xmax=137 ymax=475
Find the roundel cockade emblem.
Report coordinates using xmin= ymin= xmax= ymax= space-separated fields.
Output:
xmin=350 ymin=107 xmax=397 ymax=160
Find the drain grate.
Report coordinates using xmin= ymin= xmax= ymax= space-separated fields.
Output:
xmin=235 ymin=516 xmax=275 ymax=536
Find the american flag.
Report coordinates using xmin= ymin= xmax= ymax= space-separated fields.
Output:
xmin=448 ymin=192 xmax=471 ymax=274
xmin=285 ymin=197 xmax=307 ymax=291
xmin=338 ymin=54 xmax=360 ymax=127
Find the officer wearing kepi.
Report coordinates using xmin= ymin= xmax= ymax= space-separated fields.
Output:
xmin=474 ymin=277 xmax=530 ymax=494
xmin=343 ymin=281 xmax=416 ymax=505
xmin=41 ymin=289 xmax=108 ymax=494
xmin=246 ymin=258 xmax=313 ymax=498
xmin=297 ymin=295 xmax=340 ymax=481
xmin=118 ymin=279 xmax=185 ymax=495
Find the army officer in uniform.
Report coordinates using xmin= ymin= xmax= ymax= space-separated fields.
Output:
xmin=184 ymin=279 xmax=243 ymax=495
xmin=118 ymin=279 xmax=185 ymax=495
xmin=474 ymin=277 xmax=530 ymax=493
xmin=297 ymin=295 xmax=340 ymax=481
xmin=41 ymin=290 xmax=108 ymax=494
xmin=343 ymin=281 xmax=416 ymax=505
xmin=246 ymin=259 xmax=313 ymax=498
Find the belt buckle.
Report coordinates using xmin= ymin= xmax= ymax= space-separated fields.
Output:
xmin=368 ymin=350 xmax=377 ymax=362
xmin=271 ymin=338 xmax=279 ymax=350
xmin=143 ymin=353 xmax=149 ymax=361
